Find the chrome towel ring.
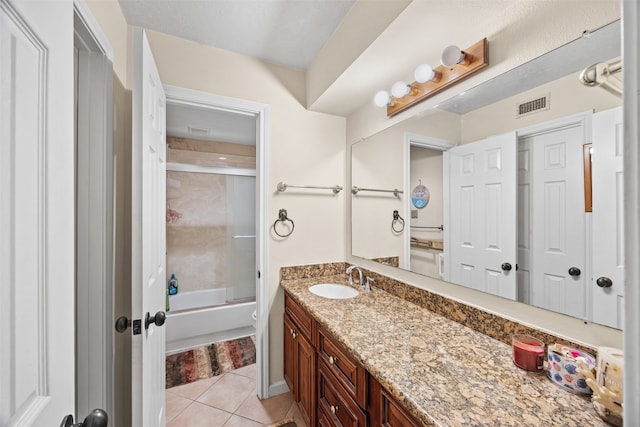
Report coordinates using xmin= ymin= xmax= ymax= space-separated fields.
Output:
xmin=273 ymin=209 xmax=295 ymax=237
xmin=392 ymin=210 xmax=405 ymax=233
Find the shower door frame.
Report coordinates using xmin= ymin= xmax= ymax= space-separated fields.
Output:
xmin=164 ymin=85 xmax=270 ymax=399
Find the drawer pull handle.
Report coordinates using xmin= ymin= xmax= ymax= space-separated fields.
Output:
xmin=330 ymin=405 xmax=338 ymax=415
xmin=290 ymin=328 xmax=297 ymax=339
xmin=329 ymin=355 xmax=338 ymax=365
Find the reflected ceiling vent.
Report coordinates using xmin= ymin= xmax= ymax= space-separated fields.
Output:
xmin=516 ymin=94 xmax=550 ymax=118
xmin=188 ymin=125 xmax=211 ymax=137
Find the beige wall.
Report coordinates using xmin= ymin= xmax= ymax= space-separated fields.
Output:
xmin=87 ymin=2 xmax=347 ymax=389
xmin=142 ymin=32 xmax=347 ymax=384
xmin=460 ymin=70 xmax=622 ymax=143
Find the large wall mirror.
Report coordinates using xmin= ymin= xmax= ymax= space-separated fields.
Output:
xmin=351 ymin=19 xmax=623 ymax=329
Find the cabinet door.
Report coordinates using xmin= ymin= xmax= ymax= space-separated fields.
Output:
xmin=284 ymin=310 xmax=316 ymax=427
xmin=296 ymin=331 xmax=316 ymax=427
xmin=283 ymin=313 xmax=297 ymax=396
xmin=381 ymin=390 xmax=420 ymax=427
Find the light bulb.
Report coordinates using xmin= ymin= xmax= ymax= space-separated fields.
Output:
xmin=374 ymin=90 xmax=391 ymax=107
xmin=391 ymin=81 xmax=410 ymax=98
xmin=414 ymin=64 xmax=436 ymax=83
xmin=440 ymin=45 xmax=466 ymax=67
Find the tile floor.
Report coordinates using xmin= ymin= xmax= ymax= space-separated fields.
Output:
xmin=166 ymin=363 xmax=303 ymax=426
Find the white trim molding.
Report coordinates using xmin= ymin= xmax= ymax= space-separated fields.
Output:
xmin=163 ymin=85 xmax=271 ymax=399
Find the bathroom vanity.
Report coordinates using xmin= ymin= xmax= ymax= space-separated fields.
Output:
xmin=281 ymin=264 xmax=609 ymax=427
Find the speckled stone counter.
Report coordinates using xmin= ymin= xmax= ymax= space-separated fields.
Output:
xmin=281 ymin=274 xmax=608 ymax=427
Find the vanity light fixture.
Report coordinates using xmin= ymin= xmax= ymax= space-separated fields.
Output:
xmin=414 ymin=64 xmax=442 ymax=83
xmin=440 ymin=45 xmax=470 ymax=67
xmin=374 ymin=38 xmax=488 ymax=117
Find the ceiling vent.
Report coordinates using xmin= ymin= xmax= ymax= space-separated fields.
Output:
xmin=516 ymin=94 xmax=550 ymax=118
xmin=188 ymin=125 xmax=210 ymax=137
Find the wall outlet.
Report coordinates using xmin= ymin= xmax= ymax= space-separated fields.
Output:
xmin=411 ymin=210 xmax=418 ymax=219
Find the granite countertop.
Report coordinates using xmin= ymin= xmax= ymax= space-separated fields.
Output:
xmin=281 ymin=275 xmax=608 ymax=427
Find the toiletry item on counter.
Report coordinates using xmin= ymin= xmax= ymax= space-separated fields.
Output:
xmin=168 ymin=273 xmax=179 ymax=295
xmin=578 ymin=346 xmax=623 ymax=427
xmin=547 ymin=343 xmax=596 ymax=395
xmin=512 ymin=334 xmax=545 ymax=372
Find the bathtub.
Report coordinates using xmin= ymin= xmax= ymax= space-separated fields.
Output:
xmin=166 ymin=289 xmax=256 ymax=354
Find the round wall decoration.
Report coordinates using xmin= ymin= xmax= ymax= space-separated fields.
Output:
xmin=411 ymin=181 xmax=430 ymax=209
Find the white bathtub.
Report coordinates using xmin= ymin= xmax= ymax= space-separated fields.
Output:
xmin=166 ymin=289 xmax=256 ymax=354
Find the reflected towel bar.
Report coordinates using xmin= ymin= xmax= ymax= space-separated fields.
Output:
xmin=410 ymin=225 xmax=444 ymax=231
xmin=277 ymin=182 xmax=343 ymax=194
xmin=351 ymin=186 xmax=403 ymax=197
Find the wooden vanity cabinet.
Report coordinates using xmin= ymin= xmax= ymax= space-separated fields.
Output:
xmin=284 ymin=294 xmax=316 ymax=427
xmin=284 ymin=291 xmax=421 ymax=427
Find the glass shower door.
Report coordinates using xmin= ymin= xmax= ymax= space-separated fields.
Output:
xmin=226 ymin=175 xmax=256 ymax=302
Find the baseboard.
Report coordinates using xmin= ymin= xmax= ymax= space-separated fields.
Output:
xmin=268 ymin=380 xmax=290 ymax=398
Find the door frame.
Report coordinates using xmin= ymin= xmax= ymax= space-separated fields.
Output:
xmin=73 ymin=0 xmax=114 ymax=421
xmin=623 ymin=1 xmax=640 ymax=422
xmin=163 ymin=85 xmax=270 ymax=398
xmin=403 ymin=132 xmax=455 ymax=272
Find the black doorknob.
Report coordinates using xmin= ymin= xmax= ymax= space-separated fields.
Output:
xmin=145 ymin=311 xmax=166 ymax=330
xmin=115 ymin=316 xmax=130 ymax=333
xmin=596 ymin=276 xmax=613 ymax=288
xmin=568 ymin=267 xmax=581 ymax=277
xmin=501 ymin=263 xmax=512 ymax=271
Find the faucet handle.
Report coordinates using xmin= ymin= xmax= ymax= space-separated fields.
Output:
xmin=365 ymin=277 xmax=374 ymax=292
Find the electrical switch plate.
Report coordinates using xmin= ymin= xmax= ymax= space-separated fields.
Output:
xmin=411 ymin=210 xmax=418 ymax=219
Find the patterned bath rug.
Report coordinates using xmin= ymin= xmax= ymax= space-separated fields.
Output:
xmin=166 ymin=335 xmax=256 ymax=389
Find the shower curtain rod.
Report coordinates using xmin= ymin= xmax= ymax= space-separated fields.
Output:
xmin=580 ymin=58 xmax=622 ymax=97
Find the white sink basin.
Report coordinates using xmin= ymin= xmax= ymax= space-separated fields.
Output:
xmin=309 ymin=283 xmax=358 ymax=299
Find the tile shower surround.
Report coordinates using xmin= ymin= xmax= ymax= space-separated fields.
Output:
xmin=280 ymin=262 xmax=596 ymax=357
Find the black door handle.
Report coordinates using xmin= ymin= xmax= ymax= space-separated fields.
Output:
xmin=115 ymin=316 xmax=142 ymax=335
xmin=596 ymin=277 xmax=613 ymax=288
xmin=501 ymin=263 xmax=512 ymax=271
xmin=145 ymin=311 xmax=166 ymax=330
xmin=568 ymin=267 xmax=581 ymax=277
xmin=61 ymin=409 xmax=108 ymax=427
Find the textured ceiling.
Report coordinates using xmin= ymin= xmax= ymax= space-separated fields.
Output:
xmin=118 ymin=0 xmax=355 ymax=70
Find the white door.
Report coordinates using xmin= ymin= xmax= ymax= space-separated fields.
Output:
xmin=592 ymin=107 xmax=624 ymax=328
xmin=131 ymin=28 xmax=167 ymax=426
xmin=0 ymin=0 xmax=75 ymax=425
xmin=520 ymin=122 xmax=586 ymax=318
xmin=446 ymin=132 xmax=517 ymax=299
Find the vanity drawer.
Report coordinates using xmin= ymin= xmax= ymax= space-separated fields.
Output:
xmin=285 ymin=292 xmax=315 ymax=343
xmin=318 ymin=359 xmax=367 ymax=427
xmin=317 ymin=324 xmax=367 ymax=408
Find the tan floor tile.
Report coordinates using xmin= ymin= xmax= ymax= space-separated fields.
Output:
xmin=197 ymin=373 xmax=256 ymax=413
xmin=234 ymin=392 xmax=294 ymax=424
xmin=221 ymin=414 xmax=264 ymax=427
xmin=165 ymin=392 xmax=193 ymax=422
xmin=167 ymin=401 xmax=232 ymax=427
xmin=168 ymin=375 xmax=222 ymax=400
xmin=231 ymin=363 xmax=257 ymax=379
xmin=285 ymin=401 xmax=304 ymax=427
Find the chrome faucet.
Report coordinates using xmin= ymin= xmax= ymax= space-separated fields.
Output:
xmin=346 ymin=265 xmax=364 ymax=287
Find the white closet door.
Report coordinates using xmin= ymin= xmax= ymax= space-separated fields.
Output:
xmin=447 ymin=132 xmax=517 ymax=300
xmin=524 ymin=123 xmax=586 ymax=318
xmin=592 ymin=106 xmax=624 ymax=328
xmin=0 ymin=0 xmax=75 ymax=424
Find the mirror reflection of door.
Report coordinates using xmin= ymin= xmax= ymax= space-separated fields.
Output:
xmin=517 ymin=117 xmax=587 ymax=318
